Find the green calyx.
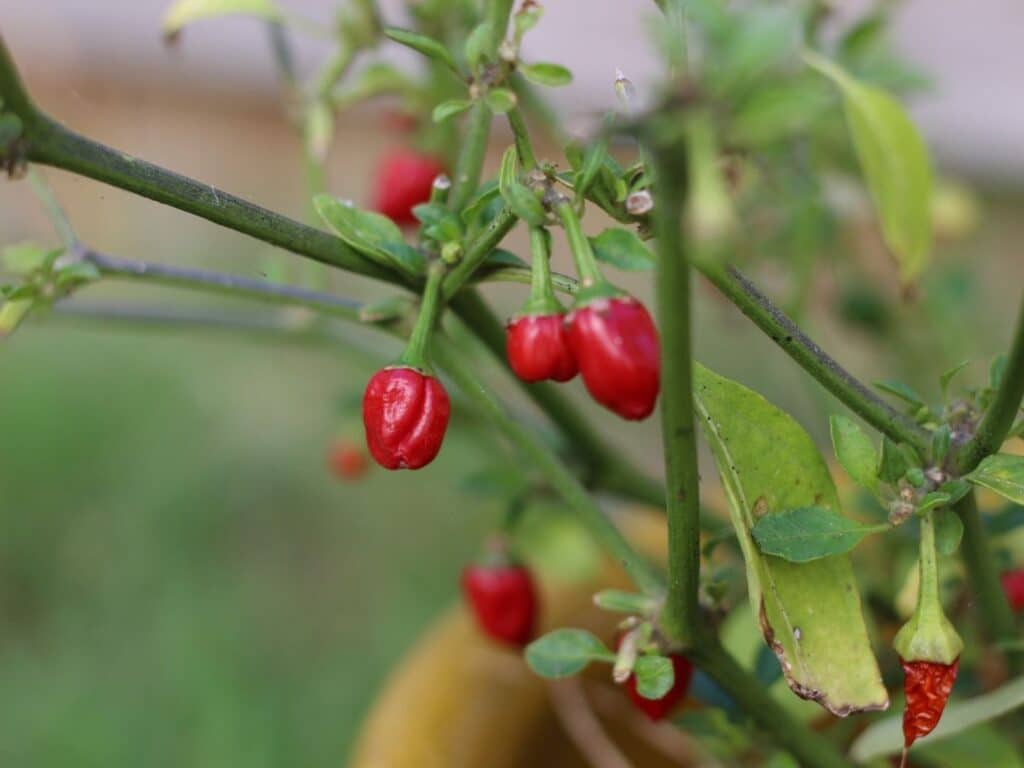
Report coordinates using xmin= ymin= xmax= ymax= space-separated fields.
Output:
xmin=398 ymin=260 xmax=447 ymax=373
xmin=516 ymin=227 xmax=563 ymax=317
xmin=894 ymin=511 xmax=964 ymax=664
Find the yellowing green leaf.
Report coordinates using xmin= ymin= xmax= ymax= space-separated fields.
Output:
xmin=805 ymin=52 xmax=933 ymax=283
xmin=966 ymin=454 xmax=1024 ymax=505
xmin=162 ymin=0 xmax=281 ymax=37
xmin=694 ymin=363 xmax=888 ymax=715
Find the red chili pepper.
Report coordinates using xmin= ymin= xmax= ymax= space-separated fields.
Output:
xmin=370 ymin=149 xmax=445 ymax=225
xmin=901 ymin=657 xmax=959 ymax=748
xmin=624 ymin=652 xmax=693 ymax=721
xmin=461 ymin=561 xmax=538 ymax=648
xmin=1000 ymin=569 xmax=1024 ymax=612
xmin=506 ymin=313 xmax=577 ymax=383
xmin=567 ymin=296 xmax=660 ymax=420
xmin=362 ymin=366 xmax=450 ymax=470
xmin=327 ymin=440 xmax=369 ymax=480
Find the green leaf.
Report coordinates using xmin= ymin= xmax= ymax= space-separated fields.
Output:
xmin=829 ymin=415 xmax=878 ymax=492
xmin=918 ymin=491 xmax=952 ymax=515
xmin=54 ymin=260 xmax=101 ymax=290
xmin=0 ymin=113 xmax=24 ymax=153
xmin=694 ymin=363 xmax=888 ymax=715
xmin=967 ymin=454 xmax=1024 ymax=505
xmin=485 ymin=88 xmax=517 ymax=114
xmin=751 ymin=507 xmax=887 ymax=563
xmin=520 ymin=62 xmax=573 ymax=87
xmin=934 ymin=507 xmax=964 ymax=555
xmin=874 ymin=378 xmax=925 ymax=407
xmin=729 ymin=78 xmax=831 ymax=147
xmin=850 ymin=675 xmax=1024 ymax=762
xmin=162 ymin=0 xmax=281 ymax=37
xmin=500 ymin=180 xmax=545 ymax=227
xmin=524 ymin=629 xmax=613 ymax=679
xmin=588 ymin=228 xmax=654 ymax=271
xmin=1 ymin=242 xmax=59 ymax=275
xmin=940 ymin=359 xmax=971 ymax=397
xmin=574 ymin=137 xmax=609 ymax=201
xmin=939 ymin=479 xmax=971 ymax=506
xmin=463 ymin=22 xmax=492 ymax=71
xmin=384 ymin=27 xmax=458 ymax=73
xmin=877 ymin=437 xmax=910 ymax=484
xmin=592 ymin=589 xmax=657 ymax=614
xmin=313 ymin=195 xmax=424 ymax=278
xmin=806 ymin=53 xmax=933 ymax=283
xmin=432 ymin=99 xmax=473 ymax=123
xmin=932 ymin=424 xmax=952 ymax=464
xmin=633 ymin=655 xmax=675 ymax=700
xmin=460 ymin=181 xmax=501 ymax=227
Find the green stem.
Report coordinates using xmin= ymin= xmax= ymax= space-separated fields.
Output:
xmin=697 ymin=261 xmax=930 ymax=454
xmin=649 ymin=143 xmax=702 ymax=646
xmin=442 ymin=207 xmax=517 ymax=300
xmin=958 ymin=491 xmax=1018 ymax=649
xmin=27 ymin=169 xmax=77 ymax=247
xmin=507 ymin=107 xmax=538 ymax=168
xmin=447 ymin=102 xmax=492 ymax=213
xmin=400 ymin=260 xmax=446 ymax=370
xmin=555 ymin=201 xmax=605 ymax=290
xmin=433 ymin=335 xmax=664 ymax=595
xmin=520 ymin=227 xmax=560 ymax=315
xmin=691 ymin=641 xmax=855 ymax=768
xmin=954 ymin=296 xmax=1024 ymax=473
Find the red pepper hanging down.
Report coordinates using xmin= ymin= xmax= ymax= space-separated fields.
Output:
xmin=371 ymin=148 xmax=446 ymax=226
xmin=1000 ymin=568 xmax=1024 ymax=611
xmin=901 ymin=657 xmax=959 ymax=748
xmin=462 ymin=545 xmax=538 ymax=648
xmin=894 ymin=511 xmax=963 ymax=755
xmin=362 ymin=263 xmax=450 ymax=470
xmin=556 ymin=200 xmax=660 ymax=420
xmin=506 ymin=228 xmax=577 ymax=383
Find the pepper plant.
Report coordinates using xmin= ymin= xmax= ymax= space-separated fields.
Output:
xmin=2 ymin=1 xmax=1024 ymax=766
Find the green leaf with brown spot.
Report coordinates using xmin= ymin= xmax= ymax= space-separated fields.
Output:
xmin=694 ymin=363 xmax=888 ymax=715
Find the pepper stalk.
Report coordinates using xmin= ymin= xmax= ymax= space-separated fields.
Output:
xmin=398 ymin=259 xmax=447 ymax=373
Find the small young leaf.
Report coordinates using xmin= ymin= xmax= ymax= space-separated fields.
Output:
xmin=932 ymin=424 xmax=952 ymax=464
xmin=874 ymin=378 xmax=925 ymax=407
xmin=806 ymin=53 xmax=933 ymax=284
xmin=384 ymin=27 xmax=457 ymax=73
xmin=918 ymin=491 xmax=952 ymax=515
xmin=54 ymin=261 xmax=101 ymax=290
xmin=589 ymin=228 xmax=655 ymax=271
xmin=502 ymin=182 xmax=546 ymax=227
xmin=520 ymin=62 xmax=573 ymax=87
xmin=525 ymin=628 xmax=613 ymax=679
xmin=574 ymin=137 xmax=609 ymax=201
xmin=633 ymin=655 xmax=675 ymax=700
xmin=940 ymin=360 xmax=971 ymax=398
xmin=593 ymin=589 xmax=657 ymax=614
xmin=934 ymin=508 xmax=964 ymax=555
xmin=513 ymin=3 xmax=542 ymax=41
xmin=877 ymin=437 xmax=910 ymax=483
xmin=485 ymin=88 xmax=517 ymax=114
xmin=1 ymin=242 xmax=58 ymax=275
xmin=966 ymin=454 xmax=1024 ymax=505
xmin=162 ymin=0 xmax=280 ymax=37
xmin=463 ymin=22 xmax=493 ymax=71
xmin=432 ymin=99 xmax=474 ymax=123
xmin=314 ymin=195 xmax=424 ymax=277
xmin=460 ymin=181 xmax=501 ymax=227
xmin=830 ymin=415 xmax=879 ymax=492
xmin=751 ymin=506 xmax=887 ymax=563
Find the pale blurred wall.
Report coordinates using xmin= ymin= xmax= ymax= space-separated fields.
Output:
xmin=3 ymin=0 xmax=1024 ymax=182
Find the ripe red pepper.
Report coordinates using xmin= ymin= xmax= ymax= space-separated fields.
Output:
xmin=901 ymin=657 xmax=959 ymax=748
xmin=506 ymin=313 xmax=577 ymax=383
xmin=461 ymin=560 xmax=538 ymax=648
xmin=616 ymin=635 xmax=693 ymax=721
xmin=1000 ymin=569 xmax=1024 ymax=611
xmin=327 ymin=440 xmax=369 ymax=480
xmin=567 ymin=296 xmax=660 ymax=420
xmin=370 ymin=149 xmax=445 ymax=225
xmin=362 ymin=366 xmax=450 ymax=470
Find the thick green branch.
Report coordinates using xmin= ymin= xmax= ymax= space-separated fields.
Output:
xmin=649 ymin=142 xmax=702 ymax=646
xmin=433 ymin=335 xmax=664 ymax=595
xmin=954 ymin=296 xmax=1024 ymax=473
xmin=698 ymin=261 xmax=930 ymax=453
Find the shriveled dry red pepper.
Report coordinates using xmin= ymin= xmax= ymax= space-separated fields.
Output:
xmin=894 ymin=511 xmax=963 ymax=756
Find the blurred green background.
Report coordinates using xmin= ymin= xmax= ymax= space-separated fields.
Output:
xmin=3 ymin=24 xmax=1024 ymax=768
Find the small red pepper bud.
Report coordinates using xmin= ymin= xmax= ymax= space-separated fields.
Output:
xmin=362 ymin=366 xmax=450 ymax=470
xmin=327 ymin=440 xmax=369 ymax=480
xmin=371 ymin=149 xmax=446 ymax=225
xmin=506 ymin=313 xmax=577 ymax=383
xmin=901 ymin=657 xmax=959 ymax=748
xmin=461 ymin=560 xmax=538 ymax=648
xmin=1000 ymin=569 xmax=1024 ymax=612
xmin=567 ymin=297 xmax=660 ymax=420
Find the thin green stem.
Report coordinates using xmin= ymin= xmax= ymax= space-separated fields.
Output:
xmin=519 ymin=227 xmax=560 ymax=315
xmin=691 ymin=641 xmax=855 ymax=768
xmin=433 ymin=335 xmax=664 ymax=595
xmin=954 ymin=295 xmax=1024 ymax=473
xmin=697 ymin=261 xmax=931 ymax=454
xmin=448 ymin=102 xmax=492 ymax=212
xmin=649 ymin=143 xmax=702 ymax=646
xmin=957 ymin=491 xmax=1018 ymax=649
xmin=442 ymin=207 xmax=517 ymax=299
xmin=400 ymin=260 xmax=446 ymax=370
xmin=27 ymin=169 xmax=77 ymax=247
xmin=555 ymin=201 xmax=604 ymax=289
